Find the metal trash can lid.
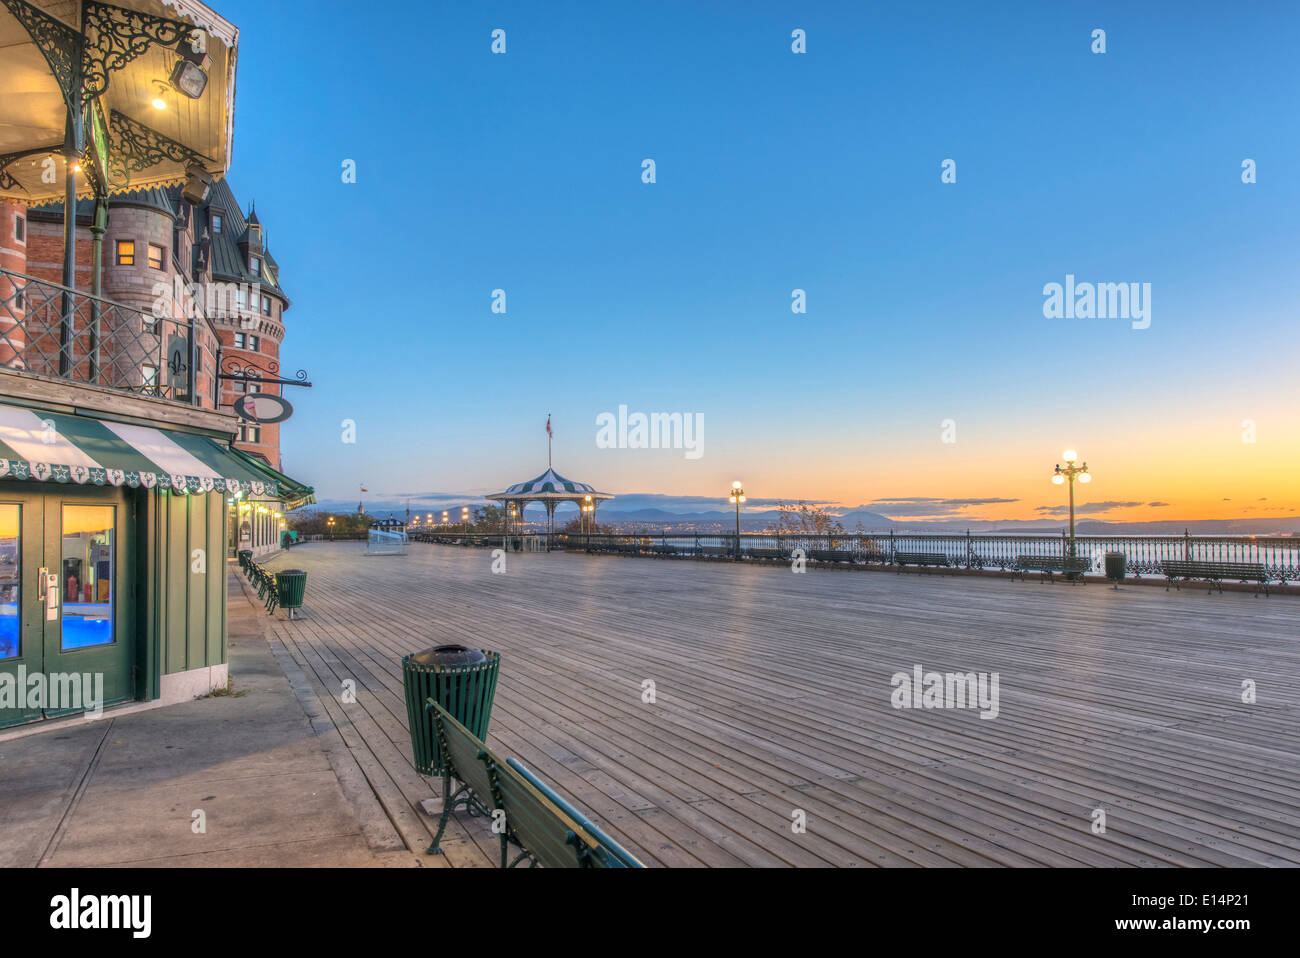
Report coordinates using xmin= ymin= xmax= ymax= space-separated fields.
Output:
xmin=279 ymin=570 xmax=306 ymax=575
xmin=410 ymin=644 xmax=487 ymax=667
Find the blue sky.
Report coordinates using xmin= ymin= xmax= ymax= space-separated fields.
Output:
xmin=217 ymin=0 xmax=1299 ymax=520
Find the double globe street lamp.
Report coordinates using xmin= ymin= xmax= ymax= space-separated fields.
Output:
xmin=1052 ymin=449 xmax=1091 ymax=552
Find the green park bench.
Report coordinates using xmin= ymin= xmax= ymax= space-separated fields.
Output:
xmin=1013 ymin=555 xmax=1091 ymax=584
xmin=810 ymin=549 xmax=855 ymax=564
xmin=695 ymin=545 xmax=731 ymax=558
xmin=747 ymin=547 xmax=787 ymax=561
xmin=244 ymin=560 xmax=278 ymax=614
xmin=894 ymin=552 xmax=953 ymax=574
xmin=1161 ymin=560 xmax=1269 ymax=596
xmin=425 ymin=700 xmax=644 ymax=868
xmin=241 ymin=558 xmax=306 ymax=616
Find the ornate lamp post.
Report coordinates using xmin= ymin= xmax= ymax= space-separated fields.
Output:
xmin=461 ymin=506 xmax=470 ymax=530
xmin=326 ymin=516 xmax=334 ymax=541
xmin=728 ymin=480 xmax=746 ymax=559
xmin=1052 ymin=449 xmax=1091 ymax=554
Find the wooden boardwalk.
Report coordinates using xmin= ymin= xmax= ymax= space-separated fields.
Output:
xmin=257 ymin=542 xmax=1300 ymax=867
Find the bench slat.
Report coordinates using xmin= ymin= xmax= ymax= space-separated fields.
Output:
xmin=507 ymin=758 xmax=644 ymax=868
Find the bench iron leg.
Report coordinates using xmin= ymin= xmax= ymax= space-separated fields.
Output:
xmin=427 ymin=776 xmax=470 ymax=855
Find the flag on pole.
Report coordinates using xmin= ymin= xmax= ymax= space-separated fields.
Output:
xmin=360 ymin=484 xmax=368 ymax=493
xmin=546 ymin=415 xmax=552 ymax=438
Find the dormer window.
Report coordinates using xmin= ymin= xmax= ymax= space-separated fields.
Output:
xmin=250 ymin=256 xmax=261 ymax=275
xmin=212 ymin=213 xmax=222 ymax=234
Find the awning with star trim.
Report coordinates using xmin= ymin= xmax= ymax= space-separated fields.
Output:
xmin=0 ymin=401 xmax=294 ymax=497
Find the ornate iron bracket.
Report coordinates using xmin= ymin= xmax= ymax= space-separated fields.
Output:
xmin=0 ymin=146 xmax=56 ymax=194
xmin=107 ymin=109 xmax=212 ymax=177
xmin=0 ymin=144 xmax=99 ymax=195
xmin=0 ymin=0 xmax=82 ymax=123
xmin=218 ymin=358 xmax=313 ymax=389
xmin=80 ymin=1 xmax=192 ymax=106
xmin=1 ymin=0 xmax=199 ymax=161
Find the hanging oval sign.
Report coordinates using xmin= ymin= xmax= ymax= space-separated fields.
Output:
xmin=234 ymin=393 xmax=294 ymax=424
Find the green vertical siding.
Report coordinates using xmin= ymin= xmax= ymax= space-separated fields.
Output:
xmin=185 ymin=493 xmax=206 ymax=669
xmin=148 ymin=488 xmax=227 ymax=680
xmin=207 ymin=492 xmax=225 ymax=667
xmin=165 ymin=491 xmax=188 ymax=671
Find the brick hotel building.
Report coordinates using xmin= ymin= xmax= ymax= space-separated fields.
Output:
xmin=8 ymin=179 xmax=307 ymax=556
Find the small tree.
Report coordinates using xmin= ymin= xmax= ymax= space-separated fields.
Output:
xmin=472 ymin=504 xmax=505 ymax=532
xmin=775 ymin=500 xmax=845 ymax=535
xmin=560 ymin=514 xmax=604 ymax=535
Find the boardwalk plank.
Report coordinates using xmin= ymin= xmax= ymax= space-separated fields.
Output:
xmin=256 ymin=543 xmax=1300 ymax=868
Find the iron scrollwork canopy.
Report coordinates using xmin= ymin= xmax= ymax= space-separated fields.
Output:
xmin=80 ymin=0 xmax=193 ymax=105
xmin=1 ymin=0 xmax=198 ymax=116
xmin=0 ymin=0 xmax=81 ymax=120
xmin=107 ymin=108 xmax=211 ymax=178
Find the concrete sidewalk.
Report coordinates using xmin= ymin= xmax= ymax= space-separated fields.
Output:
xmin=0 ymin=566 xmax=420 ymax=867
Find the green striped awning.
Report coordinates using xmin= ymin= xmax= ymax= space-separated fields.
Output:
xmin=224 ymin=445 xmax=316 ymax=510
xmin=0 ymin=402 xmax=290 ymax=498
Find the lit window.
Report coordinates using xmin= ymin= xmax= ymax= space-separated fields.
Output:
xmin=148 ymin=244 xmax=164 ymax=270
xmin=116 ymin=240 xmax=134 ymax=266
xmin=13 ymin=216 xmax=24 ymax=243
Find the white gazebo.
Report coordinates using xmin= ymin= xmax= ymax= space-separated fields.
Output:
xmin=486 ymin=467 xmax=614 ymax=537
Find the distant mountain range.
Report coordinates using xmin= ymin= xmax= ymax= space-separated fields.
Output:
xmin=312 ymin=497 xmax=1299 ymax=537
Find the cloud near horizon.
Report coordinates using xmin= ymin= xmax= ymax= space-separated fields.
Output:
xmin=1035 ymin=500 xmax=1146 ymax=516
xmin=864 ymin=497 xmax=1021 ymax=516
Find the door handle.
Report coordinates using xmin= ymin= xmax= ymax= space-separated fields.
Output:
xmin=38 ymin=568 xmax=58 ymax=620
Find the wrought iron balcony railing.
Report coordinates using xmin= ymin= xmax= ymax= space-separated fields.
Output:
xmin=407 ymin=530 xmax=1300 ymax=584
xmin=0 ymin=265 xmax=217 ymax=406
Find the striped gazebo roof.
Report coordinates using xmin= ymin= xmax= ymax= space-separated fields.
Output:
xmin=487 ymin=468 xmax=613 ymax=502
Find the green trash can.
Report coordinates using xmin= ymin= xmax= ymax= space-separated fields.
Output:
xmin=275 ymin=569 xmax=307 ymax=619
xmin=403 ymin=645 xmax=501 ymax=776
xmin=1104 ymin=551 xmax=1126 ymax=589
